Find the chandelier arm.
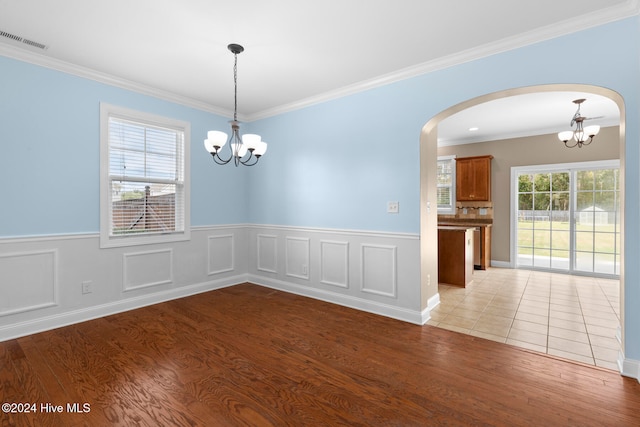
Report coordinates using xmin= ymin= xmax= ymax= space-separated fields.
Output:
xmin=240 ymin=151 xmax=259 ymax=166
xmin=564 ymin=139 xmax=579 ymax=149
xmin=213 ymin=133 xmax=237 ymax=165
xmin=211 ymin=152 xmax=232 ymax=165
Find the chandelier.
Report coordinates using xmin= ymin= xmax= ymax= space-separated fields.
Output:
xmin=557 ymin=98 xmax=600 ymax=148
xmin=204 ymin=44 xmax=267 ymax=166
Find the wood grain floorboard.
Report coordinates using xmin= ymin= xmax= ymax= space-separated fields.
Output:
xmin=1 ymin=283 xmax=639 ymax=426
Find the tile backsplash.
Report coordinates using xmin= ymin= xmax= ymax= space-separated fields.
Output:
xmin=439 ymin=201 xmax=493 ymax=222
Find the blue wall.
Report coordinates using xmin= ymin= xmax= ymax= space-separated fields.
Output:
xmin=249 ymin=17 xmax=639 ymax=234
xmin=0 ymin=56 xmax=249 ymax=236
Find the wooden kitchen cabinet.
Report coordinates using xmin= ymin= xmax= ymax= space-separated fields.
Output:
xmin=438 ymin=226 xmax=475 ymax=287
xmin=456 ymin=155 xmax=493 ymax=201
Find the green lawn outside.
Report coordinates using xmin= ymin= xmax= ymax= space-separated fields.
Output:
xmin=517 ymin=220 xmax=620 ymax=255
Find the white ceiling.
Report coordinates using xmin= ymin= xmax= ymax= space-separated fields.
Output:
xmin=437 ymin=92 xmax=621 ymax=145
xmin=0 ymin=0 xmax=633 ymax=143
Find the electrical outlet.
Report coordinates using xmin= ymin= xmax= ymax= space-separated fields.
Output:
xmin=82 ymin=281 xmax=92 ymax=294
xmin=387 ymin=201 xmax=399 ymax=213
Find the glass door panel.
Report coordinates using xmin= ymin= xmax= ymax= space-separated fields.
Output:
xmin=516 ymin=175 xmax=534 ymax=267
xmin=574 ymin=169 xmax=620 ymax=275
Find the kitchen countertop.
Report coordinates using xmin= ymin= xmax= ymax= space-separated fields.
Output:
xmin=438 ymin=218 xmax=493 ymax=227
xmin=438 ymin=226 xmax=476 ymax=231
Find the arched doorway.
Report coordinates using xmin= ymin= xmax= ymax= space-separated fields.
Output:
xmin=420 ymin=84 xmax=626 ymax=368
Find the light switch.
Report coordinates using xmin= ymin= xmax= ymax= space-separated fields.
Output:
xmin=387 ymin=201 xmax=399 ymax=213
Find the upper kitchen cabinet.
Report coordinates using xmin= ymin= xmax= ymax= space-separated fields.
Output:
xmin=456 ymin=155 xmax=493 ymax=201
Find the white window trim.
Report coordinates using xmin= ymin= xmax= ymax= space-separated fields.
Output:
xmin=437 ymin=155 xmax=456 ymax=214
xmin=99 ymin=103 xmax=191 ymax=248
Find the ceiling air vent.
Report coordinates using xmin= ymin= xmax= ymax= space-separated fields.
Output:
xmin=0 ymin=29 xmax=48 ymax=50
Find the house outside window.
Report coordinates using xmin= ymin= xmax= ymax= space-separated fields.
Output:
xmin=100 ymin=103 xmax=190 ymax=248
xmin=437 ymin=155 xmax=456 ymax=213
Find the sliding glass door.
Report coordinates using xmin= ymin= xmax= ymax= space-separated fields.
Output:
xmin=514 ymin=161 xmax=620 ymax=276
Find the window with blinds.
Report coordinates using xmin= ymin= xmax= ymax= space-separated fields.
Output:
xmin=100 ymin=104 xmax=190 ymax=247
xmin=437 ymin=156 xmax=456 ymax=213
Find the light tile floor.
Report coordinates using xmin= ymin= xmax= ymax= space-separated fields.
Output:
xmin=428 ymin=268 xmax=621 ymax=370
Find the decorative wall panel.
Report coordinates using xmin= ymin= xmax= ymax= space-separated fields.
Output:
xmin=208 ymin=234 xmax=234 ymax=275
xmin=286 ymin=237 xmax=310 ymax=280
xmin=320 ymin=240 xmax=349 ymax=288
xmin=257 ymin=234 xmax=277 ymax=273
xmin=0 ymin=250 xmax=57 ymax=316
xmin=123 ymin=249 xmax=173 ymax=292
xmin=361 ymin=244 xmax=397 ymax=297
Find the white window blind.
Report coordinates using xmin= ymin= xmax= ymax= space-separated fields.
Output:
xmin=100 ymin=104 xmax=190 ymax=248
xmin=437 ymin=156 xmax=456 ymax=213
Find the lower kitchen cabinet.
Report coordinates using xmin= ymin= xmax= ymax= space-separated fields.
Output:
xmin=438 ymin=226 xmax=475 ymax=287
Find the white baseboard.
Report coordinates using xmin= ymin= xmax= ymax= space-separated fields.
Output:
xmin=620 ymin=352 xmax=640 ymax=381
xmin=0 ymin=275 xmax=247 ymax=342
xmin=248 ymin=274 xmax=426 ymax=325
xmin=423 ymin=292 xmax=440 ymax=324
xmin=490 ymin=260 xmax=512 ymax=268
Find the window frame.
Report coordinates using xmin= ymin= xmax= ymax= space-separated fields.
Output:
xmin=100 ymin=103 xmax=190 ymax=248
xmin=437 ymin=155 xmax=456 ymax=214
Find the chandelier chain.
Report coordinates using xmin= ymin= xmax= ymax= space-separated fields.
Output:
xmin=233 ymin=52 xmax=238 ymax=122
xmin=571 ymin=102 xmax=582 ymax=127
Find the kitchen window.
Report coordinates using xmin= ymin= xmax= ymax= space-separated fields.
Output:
xmin=437 ymin=155 xmax=456 ymax=213
xmin=99 ymin=103 xmax=190 ymax=248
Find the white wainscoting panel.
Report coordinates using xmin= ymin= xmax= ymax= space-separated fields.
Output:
xmin=0 ymin=249 xmax=57 ymax=316
xmin=247 ymin=225 xmax=421 ymax=324
xmin=320 ymin=240 xmax=349 ymax=288
xmin=123 ymin=249 xmax=173 ymax=292
xmin=208 ymin=234 xmax=234 ymax=275
xmin=361 ymin=244 xmax=397 ymax=298
xmin=286 ymin=237 xmax=310 ymax=280
xmin=257 ymin=234 xmax=278 ymax=273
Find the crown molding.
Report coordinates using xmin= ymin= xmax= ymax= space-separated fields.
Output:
xmin=1 ymin=0 xmax=638 ymax=123
xmin=246 ymin=0 xmax=640 ymax=122
xmin=0 ymin=42 xmax=235 ymax=119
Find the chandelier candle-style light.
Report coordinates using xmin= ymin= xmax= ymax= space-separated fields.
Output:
xmin=557 ymin=98 xmax=600 ymax=148
xmin=204 ymin=44 xmax=267 ymax=166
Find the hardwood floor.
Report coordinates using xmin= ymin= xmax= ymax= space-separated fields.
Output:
xmin=2 ymin=284 xmax=640 ymax=426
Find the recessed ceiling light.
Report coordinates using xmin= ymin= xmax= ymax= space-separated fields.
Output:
xmin=468 ymin=127 xmax=479 ymax=132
